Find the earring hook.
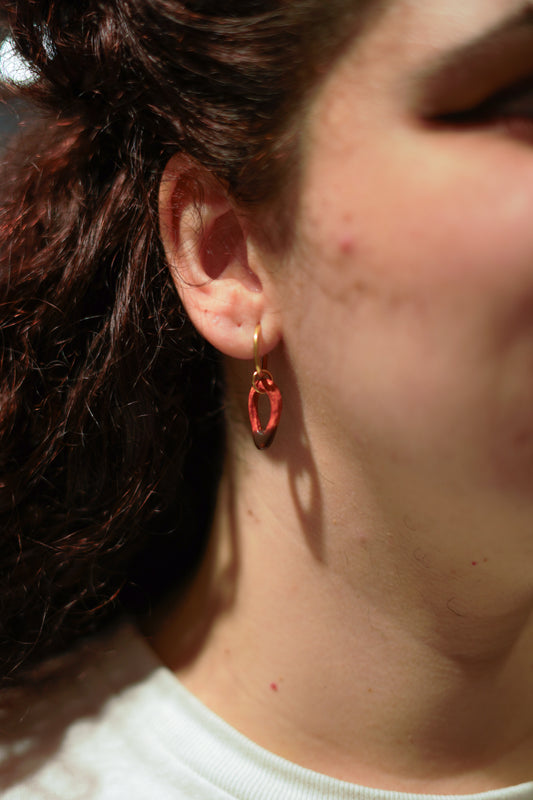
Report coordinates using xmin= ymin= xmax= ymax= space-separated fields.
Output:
xmin=253 ymin=323 xmax=263 ymax=374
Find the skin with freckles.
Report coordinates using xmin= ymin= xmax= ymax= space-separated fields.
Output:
xmin=154 ymin=0 xmax=533 ymax=792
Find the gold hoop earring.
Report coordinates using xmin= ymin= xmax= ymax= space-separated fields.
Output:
xmin=247 ymin=323 xmax=282 ymax=450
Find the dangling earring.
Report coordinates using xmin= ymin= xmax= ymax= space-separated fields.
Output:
xmin=248 ymin=323 xmax=282 ymax=450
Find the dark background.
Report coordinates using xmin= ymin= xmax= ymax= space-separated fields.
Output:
xmin=0 ymin=31 xmax=33 ymax=148
xmin=0 ymin=99 xmax=22 ymax=142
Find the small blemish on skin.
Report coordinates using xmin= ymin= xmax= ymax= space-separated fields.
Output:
xmin=472 ymin=561 xmax=478 ymax=566
xmin=270 ymin=683 xmax=279 ymax=692
xmin=339 ymin=236 xmax=355 ymax=255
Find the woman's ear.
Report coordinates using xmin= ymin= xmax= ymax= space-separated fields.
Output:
xmin=158 ymin=153 xmax=281 ymax=360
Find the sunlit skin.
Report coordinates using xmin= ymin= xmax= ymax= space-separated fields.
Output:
xmin=155 ymin=0 xmax=533 ymax=791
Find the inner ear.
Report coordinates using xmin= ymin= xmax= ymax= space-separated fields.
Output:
xmin=200 ymin=209 xmax=247 ymax=281
xmin=199 ymin=205 xmax=261 ymax=291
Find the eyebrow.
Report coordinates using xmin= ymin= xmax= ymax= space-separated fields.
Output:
xmin=411 ymin=4 xmax=533 ymax=115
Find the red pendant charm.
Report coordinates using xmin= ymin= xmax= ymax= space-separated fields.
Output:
xmin=248 ymin=371 xmax=282 ymax=450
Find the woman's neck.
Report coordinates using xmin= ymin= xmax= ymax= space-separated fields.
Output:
xmin=147 ymin=431 xmax=533 ymax=794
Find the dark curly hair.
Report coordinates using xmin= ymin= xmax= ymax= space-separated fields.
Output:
xmin=0 ymin=0 xmax=378 ymax=683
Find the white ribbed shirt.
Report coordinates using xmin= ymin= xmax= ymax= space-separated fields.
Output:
xmin=1 ymin=624 xmax=533 ymax=800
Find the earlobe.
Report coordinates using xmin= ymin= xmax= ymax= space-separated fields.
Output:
xmin=158 ymin=153 xmax=280 ymax=360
